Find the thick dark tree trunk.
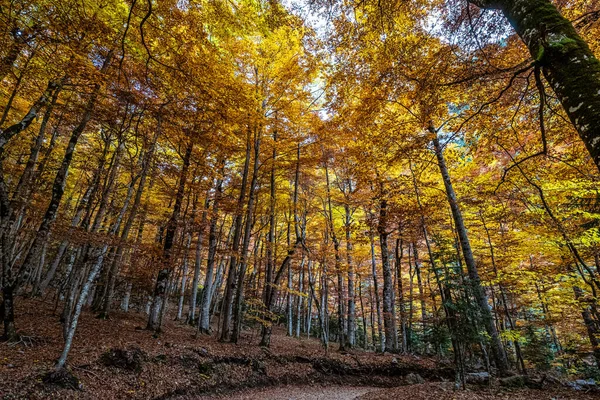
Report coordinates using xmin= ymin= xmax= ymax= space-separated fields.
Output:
xmin=574 ymin=284 xmax=600 ymax=368
xmin=11 ymin=80 xmax=62 ymax=217
xmin=0 ymin=79 xmax=58 ymax=150
xmin=0 ymin=285 xmax=16 ymax=340
xmin=471 ymin=0 xmax=600 ymax=171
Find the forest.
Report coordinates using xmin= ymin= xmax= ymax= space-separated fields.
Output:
xmin=1 ymin=0 xmax=600 ymax=398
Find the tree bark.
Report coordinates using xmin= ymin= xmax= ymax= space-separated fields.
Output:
xmin=395 ymin=238 xmax=407 ymax=353
xmin=189 ymin=196 xmax=209 ymax=324
xmin=344 ymin=182 xmax=356 ymax=347
xmin=220 ymin=130 xmax=252 ymax=341
xmin=431 ymin=130 xmax=509 ymax=375
xmin=370 ymin=229 xmax=385 ymax=353
xmin=198 ymin=163 xmax=224 ymax=334
xmin=232 ymin=130 xmax=261 ymax=343
xmin=15 ymin=52 xmax=113 ymax=290
xmin=261 ymin=130 xmax=278 ymax=346
xmin=325 ymin=161 xmax=346 ymax=350
xmin=471 ymin=0 xmax=600 ymax=172
xmin=147 ymin=141 xmax=192 ymax=332
xmin=378 ymin=198 xmax=396 ymax=352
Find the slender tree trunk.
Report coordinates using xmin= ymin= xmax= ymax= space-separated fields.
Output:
xmin=369 ymin=277 xmax=377 ymax=349
xmin=56 ymin=245 xmax=109 ymax=369
xmin=345 ymin=189 xmax=356 ymax=347
xmin=325 ymin=161 xmax=346 ymax=350
xmin=481 ymin=213 xmax=526 ymax=373
xmin=121 ymin=282 xmax=132 ymax=312
xmin=177 ymin=231 xmax=192 ymax=321
xmin=295 ymin=255 xmax=304 ymax=338
xmin=220 ymin=130 xmax=252 ymax=341
xmin=358 ymin=274 xmax=368 ymax=349
xmin=431 ymin=130 xmax=508 ymax=375
xmin=147 ymin=141 xmax=192 ymax=333
xmin=1 ymin=58 xmax=109 ymax=340
xmin=413 ymin=242 xmax=427 ymax=349
xmin=102 ymin=123 xmax=159 ymax=317
xmin=232 ymin=131 xmax=261 ymax=343
xmin=307 ymin=260 xmax=314 ymax=337
xmin=395 ymin=238 xmax=407 ymax=353
xmin=198 ymin=164 xmax=224 ymax=335
xmin=370 ymin=231 xmax=385 ymax=353
xmin=15 ymin=53 xmax=113 ymax=290
xmin=287 ymin=244 xmax=293 ymax=337
xmin=0 ymin=79 xmax=58 ymax=150
xmin=189 ymin=197 xmax=209 ymax=324
xmin=378 ymin=199 xmax=396 ymax=352
xmin=320 ymin=261 xmax=329 ymax=350
xmin=261 ymin=130 xmax=278 ymax=346
xmin=11 ymin=79 xmax=63 ymax=222
xmin=573 ymin=284 xmax=600 ymax=367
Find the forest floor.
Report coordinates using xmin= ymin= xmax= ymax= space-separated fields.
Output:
xmin=0 ymin=297 xmax=597 ymax=399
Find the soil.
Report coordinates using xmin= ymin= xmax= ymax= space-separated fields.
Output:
xmin=0 ymin=297 xmax=596 ymax=399
xmin=201 ymin=385 xmax=383 ymax=399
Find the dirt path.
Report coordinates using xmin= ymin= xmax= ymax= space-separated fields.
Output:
xmin=200 ymin=385 xmax=384 ymax=399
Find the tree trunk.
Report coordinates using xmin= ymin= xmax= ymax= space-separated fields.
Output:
xmin=325 ymin=161 xmax=346 ymax=350
xmin=370 ymin=231 xmax=385 ymax=353
xmin=378 ymin=199 xmax=396 ymax=352
xmin=431 ymin=130 xmax=509 ymax=375
xmin=11 ymin=79 xmax=63 ymax=221
xmin=189 ymin=197 xmax=209 ymax=324
xmin=0 ymin=285 xmax=16 ymax=340
xmin=102 ymin=123 xmax=160 ymax=317
xmin=0 ymin=79 xmax=58 ymax=150
xmin=413 ymin=243 xmax=427 ymax=350
xmin=232 ymin=131 xmax=261 ymax=343
xmin=147 ymin=141 xmax=192 ymax=333
xmin=306 ymin=260 xmax=314 ymax=337
xmin=198 ymin=165 xmax=224 ymax=334
xmin=177 ymin=231 xmax=192 ymax=320
xmin=345 ymin=188 xmax=356 ymax=347
xmin=261 ymin=130 xmax=278 ymax=347
xmin=395 ymin=238 xmax=407 ymax=353
xmin=220 ymin=130 xmax=252 ymax=341
xmin=358 ymin=274 xmax=368 ymax=349
xmin=481 ymin=213 xmax=526 ymax=373
xmin=295 ymin=255 xmax=304 ymax=338
xmin=121 ymin=282 xmax=132 ymax=312
xmin=15 ymin=52 xmax=113 ymax=291
xmin=287 ymin=243 xmax=293 ymax=337
xmin=471 ymin=0 xmax=600 ymax=172
xmin=56 ymin=245 xmax=108 ymax=369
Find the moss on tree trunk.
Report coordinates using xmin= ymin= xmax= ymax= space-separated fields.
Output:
xmin=473 ymin=0 xmax=600 ymax=171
